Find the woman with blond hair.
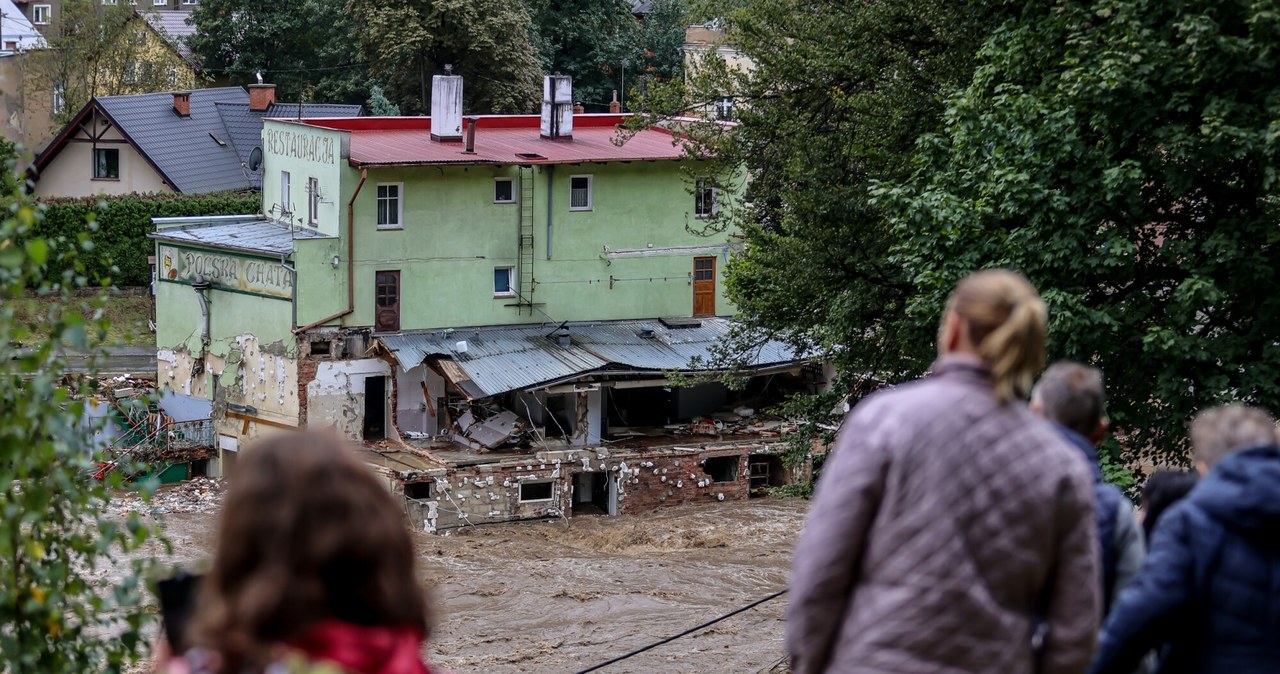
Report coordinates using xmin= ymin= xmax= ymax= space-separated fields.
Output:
xmin=786 ymin=269 xmax=1100 ymax=674
xmin=158 ymin=432 xmax=435 ymax=674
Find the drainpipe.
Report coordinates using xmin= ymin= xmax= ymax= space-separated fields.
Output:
xmin=280 ymin=254 xmax=297 ymax=330
xmin=295 ymin=167 xmax=368 ymax=334
xmin=545 ymin=165 xmax=554 ymax=260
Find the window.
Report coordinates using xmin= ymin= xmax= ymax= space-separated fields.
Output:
xmin=122 ymin=61 xmax=139 ymax=84
xmin=102 ymin=0 xmax=117 ymax=5
xmin=280 ymin=171 xmax=291 ymax=216
xmin=153 ymin=0 xmax=166 ymax=6
xmin=404 ymin=482 xmax=432 ymax=500
xmin=695 ymin=178 xmax=718 ymax=218
xmin=167 ymin=66 xmax=178 ymax=87
xmin=51 ymin=83 xmax=65 ymax=115
xmin=493 ymin=177 xmax=514 ymax=204
xmin=93 ymin=148 xmax=119 ymax=179
xmin=376 ymin=183 xmax=402 ymax=229
xmin=307 ymin=177 xmax=319 ymax=226
xmin=493 ymin=267 xmax=514 ymax=297
xmin=704 ymin=456 xmax=739 ymax=483
xmin=569 ymin=175 xmax=592 ymax=211
xmin=714 ymin=97 xmax=735 ymax=120
xmin=32 ymin=4 xmax=51 ymax=25
xmin=374 ymin=271 xmax=400 ymax=332
xmin=182 ymin=0 xmax=197 ymax=4
xmin=519 ymin=480 xmax=554 ymax=502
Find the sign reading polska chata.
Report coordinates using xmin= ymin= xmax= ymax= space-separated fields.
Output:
xmin=158 ymin=245 xmax=293 ymax=299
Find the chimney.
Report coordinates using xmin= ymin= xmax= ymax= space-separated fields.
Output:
xmin=430 ymin=69 xmax=464 ymax=142
xmin=573 ymin=101 xmax=585 ymax=114
xmin=541 ymin=75 xmax=574 ymax=140
xmin=609 ymin=90 xmax=621 ymax=114
xmin=463 ymin=116 xmax=477 ymax=154
xmin=248 ymin=83 xmax=276 ymax=112
xmin=172 ymin=91 xmax=191 ymax=117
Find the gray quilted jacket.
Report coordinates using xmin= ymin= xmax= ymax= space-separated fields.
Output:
xmin=787 ymin=355 xmax=1100 ymax=674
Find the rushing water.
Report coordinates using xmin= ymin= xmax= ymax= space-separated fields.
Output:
xmin=129 ymin=498 xmax=808 ymax=674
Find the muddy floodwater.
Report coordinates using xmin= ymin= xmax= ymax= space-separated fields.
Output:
xmin=129 ymin=497 xmax=808 ymax=674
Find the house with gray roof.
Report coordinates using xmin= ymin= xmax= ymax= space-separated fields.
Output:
xmin=30 ymin=83 xmax=361 ymax=197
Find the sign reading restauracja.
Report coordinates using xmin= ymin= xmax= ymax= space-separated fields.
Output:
xmin=158 ymin=244 xmax=294 ymax=299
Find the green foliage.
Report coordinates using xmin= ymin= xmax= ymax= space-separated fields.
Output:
xmin=350 ymin=0 xmax=542 ymax=114
xmin=879 ymin=0 xmax=1280 ymax=464
xmin=366 ymin=85 xmax=401 ymax=116
xmin=189 ymin=0 xmax=370 ymax=104
xmin=0 ymin=139 xmax=18 ymax=199
xmin=0 ymin=193 xmax=161 ymax=672
xmin=30 ymin=191 xmax=258 ymax=288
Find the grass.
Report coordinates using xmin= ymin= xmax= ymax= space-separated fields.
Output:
xmin=13 ymin=293 xmax=155 ymax=347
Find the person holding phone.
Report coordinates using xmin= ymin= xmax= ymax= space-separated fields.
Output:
xmin=157 ymin=431 xmax=435 ymax=674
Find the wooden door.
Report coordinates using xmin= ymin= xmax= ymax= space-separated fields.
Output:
xmin=375 ymin=271 xmax=400 ymax=332
xmin=693 ymin=256 xmax=716 ymax=317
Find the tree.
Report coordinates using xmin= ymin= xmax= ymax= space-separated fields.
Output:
xmin=628 ymin=0 xmax=1004 ymax=468
xmin=880 ymin=0 xmax=1280 ymax=464
xmin=0 ymin=194 xmax=161 ymax=670
xmin=189 ymin=0 xmax=370 ymax=104
xmin=351 ymin=0 xmax=541 ymax=114
xmin=366 ymin=85 xmax=401 ymax=116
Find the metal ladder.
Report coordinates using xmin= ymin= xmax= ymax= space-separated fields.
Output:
xmin=517 ymin=166 xmax=536 ymax=314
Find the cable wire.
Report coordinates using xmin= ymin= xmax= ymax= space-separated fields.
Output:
xmin=573 ymin=588 xmax=788 ymax=674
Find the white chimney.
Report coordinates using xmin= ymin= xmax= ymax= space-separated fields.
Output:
xmin=430 ymin=71 xmax=463 ymax=142
xmin=541 ymin=75 xmax=574 ymax=140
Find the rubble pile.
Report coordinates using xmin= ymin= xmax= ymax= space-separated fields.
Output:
xmin=110 ymin=477 xmax=226 ymax=516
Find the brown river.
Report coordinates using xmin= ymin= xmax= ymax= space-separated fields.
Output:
xmin=123 ymin=498 xmax=807 ymax=674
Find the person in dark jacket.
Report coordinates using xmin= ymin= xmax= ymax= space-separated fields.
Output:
xmin=1031 ymin=362 xmax=1144 ymax=614
xmin=1089 ymin=404 xmax=1280 ymax=674
xmin=787 ymin=270 xmax=1099 ymax=674
xmin=1139 ymin=471 xmax=1198 ymax=542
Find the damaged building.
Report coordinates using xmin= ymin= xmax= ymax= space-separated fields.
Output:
xmin=151 ymin=73 xmax=818 ymax=530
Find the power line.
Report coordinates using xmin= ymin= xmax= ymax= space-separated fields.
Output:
xmin=573 ymin=589 xmax=788 ymax=673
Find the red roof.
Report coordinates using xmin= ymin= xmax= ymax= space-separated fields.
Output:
xmin=284 ymin=114 xmax=693 ymax=167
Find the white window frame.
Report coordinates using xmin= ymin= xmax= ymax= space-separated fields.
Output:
xmin=92 ymin=148 xmax=120 ymax=180
xmin=714 ymin=96 xmax=734 ymax=120
xmin=694 ymin=178 xmax=719 ymax=219
xmin=32 ymin=4 xmax=51 ymax=25
xmin=181 ymin=0 xmax=197 ymax=4
xmin=375 ymin=182 xmax=403 ymax=230
xmin=122 ymin=61 xmax=139 ymax=85
xmin=152 ymin=0 xmax=166 ymax=6
xmin=493 ymin=177 xmax=515 ymax=204
xmin=102 ymin=0 xmax=117 ymax=5
xmin=51 ymin=83 xmax=65 ymax=115
xmin=493 ymin=266 xmax=515 ymax=298
xmin=518 ymin=479 xmax=555 ymax=503
xmin=307 ymin=177 xmax=320 ymax=227
xmin=280 ymin=171 xmax=291 ymax=217
xmin=167 ymin=66 xmax=179 ymax=87
xmin=569 ymin=174 xmax=593 ymax=211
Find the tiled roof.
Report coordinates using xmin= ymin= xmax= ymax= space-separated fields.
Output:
xmin=36 ymin=88 xmax=361 ymax=194
xmin=379 ymin=318 xmax=805 ymax=398
xmin=138 ymin=10 xmax=196 ymax=63
xmin=297 ymin=115 xmax=692 ymax=167
xmin=97 ymin=87 xmax=251 ymax=193
xmin=149 ymin=215 xmax=328 ymax=256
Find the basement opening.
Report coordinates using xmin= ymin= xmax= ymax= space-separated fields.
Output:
xmin=748 ymin=454 xmax=786 ymax=497
xmin=572 ymin=471 xmax=614 ymax=516
xmin=519 ymin=480 xmax=554 ymax=502
xmin=404 ymin=482 xmax=433 ymax=500
xmin=703 ymin=455 xmax=739 ymax=484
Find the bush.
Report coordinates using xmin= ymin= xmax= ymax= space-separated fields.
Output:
xmin=31 ymin=191 xmax=259 ymax=287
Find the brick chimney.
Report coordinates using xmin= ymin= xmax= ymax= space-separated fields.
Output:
xmin=172 ymin=91 xmax=191 ymax=117
xmin=248 ymin=83 xmax=276 ymax=112
xmin=573 ymin=101 xmax=585 ymax=114
xmin=609 ymin=90 xmax=621 ymax=114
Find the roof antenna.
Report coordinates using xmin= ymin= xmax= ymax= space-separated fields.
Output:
xmin=255 ymin=71 xmax=263 ymax=85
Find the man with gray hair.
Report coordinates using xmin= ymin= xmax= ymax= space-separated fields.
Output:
xmin=1090 ymin=404 xmax=1280 ymax=674
xmin=1031 ymin=361 xmax=1144 ymax=614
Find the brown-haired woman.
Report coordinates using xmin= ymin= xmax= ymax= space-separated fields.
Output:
xmin=785 ymin=269 xmax=1101 ymax=674
xmin=160 ymin=431 xmax=434 ymax=674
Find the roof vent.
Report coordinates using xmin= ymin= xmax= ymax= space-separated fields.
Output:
xmin=638 ymin=327 xmax=656 ymax=339
xmin=553 ymin=326 xmax=572 ymax=347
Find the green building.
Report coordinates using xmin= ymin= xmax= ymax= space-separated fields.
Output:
xmin=152 ymin=75 xmax=814 ymax=529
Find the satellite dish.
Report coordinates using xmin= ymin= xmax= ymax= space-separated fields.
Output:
xmin=248 ymin=146 xmax=263 ymax=171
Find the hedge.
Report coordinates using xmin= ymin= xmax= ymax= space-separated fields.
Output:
xmin=31 ymin=191 xmax=260 ymax=287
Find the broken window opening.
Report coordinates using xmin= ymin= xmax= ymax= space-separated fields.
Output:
xmin=703 ymin=455 xmax=739 ymax=483
xmin=748 ymin=454 xmax=786 ymax=497
xmin=519 ymin=480 xmax=554 ymax=502
xmin=310 ymin=338 xmax=332 ymax=358
xmin=404 ymin=482 xmax=433 ymax=500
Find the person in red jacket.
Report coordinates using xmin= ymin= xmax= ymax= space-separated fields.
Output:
xmin=159 ymin=431 xmax=435 ymax=674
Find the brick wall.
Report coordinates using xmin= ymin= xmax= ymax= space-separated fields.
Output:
xmin=617 ymin=450 xmax=749 ymax=514
xmin=296 ymin=337 xmax=317 ymax=427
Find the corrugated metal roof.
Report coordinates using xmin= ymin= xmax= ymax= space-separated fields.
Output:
xmin=298 ymin=115 xmax=691 ymax=166
xmin=379 ymin=318 xmax=804 ymax=398
xmin=148 ymin=215 xmax=328 ymax=255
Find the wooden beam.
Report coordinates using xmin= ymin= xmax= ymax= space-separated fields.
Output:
xmin=227 ymin=410 xmax=297 ymax=431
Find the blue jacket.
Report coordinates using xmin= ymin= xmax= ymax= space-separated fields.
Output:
xmin=1054 ymin=425 xmax=1125 ymax=609
xmin=1090 ymin=444 xmax=1280 ymax=674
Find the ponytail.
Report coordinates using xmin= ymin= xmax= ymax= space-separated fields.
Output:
xmin=947 ymin=270 xmax=1048 ymax=403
